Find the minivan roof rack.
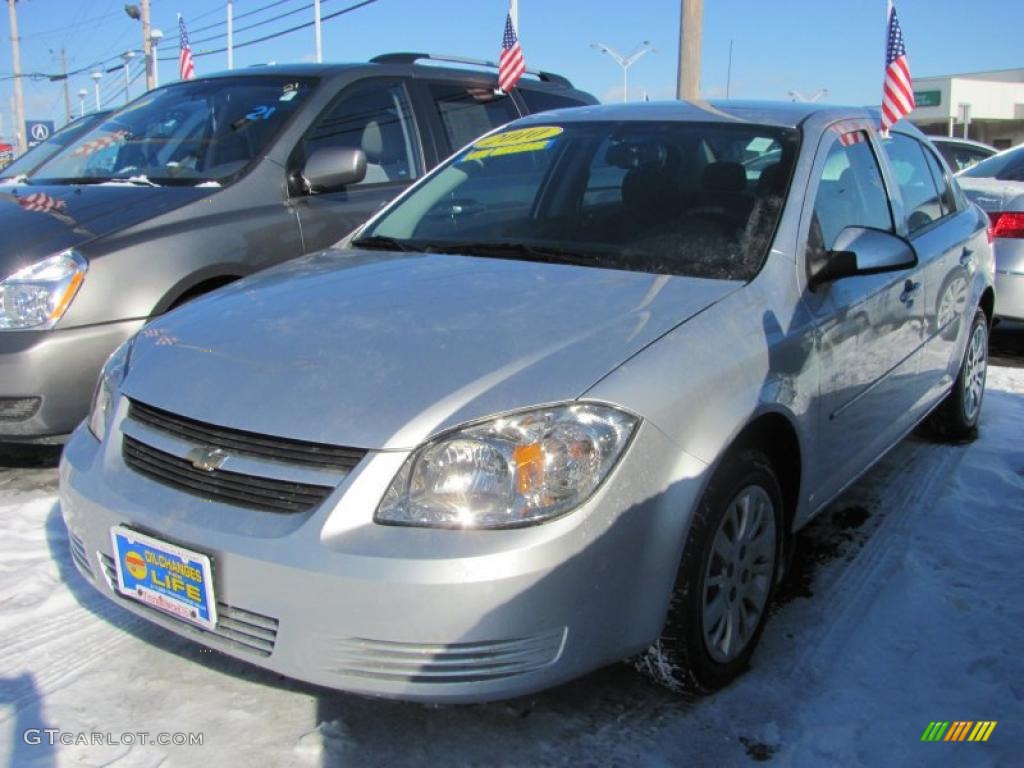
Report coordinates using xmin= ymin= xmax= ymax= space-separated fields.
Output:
xmin=370 ymin=52 xmax=573 ymax=89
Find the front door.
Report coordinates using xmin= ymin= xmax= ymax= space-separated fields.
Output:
xmin=290 ymin=79 xmax=424 ymax=252
xmin=802 ymin=127 xmax=926 ymax=507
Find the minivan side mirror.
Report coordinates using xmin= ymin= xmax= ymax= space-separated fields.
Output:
xmin=809 ymin=226 xmax=917 ymax=288
xmin=301 ymin=147 xmax=367 ymax=193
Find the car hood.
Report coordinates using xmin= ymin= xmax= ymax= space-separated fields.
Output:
xmin=957 ymin=177 xmax=1024 ymax=212
xmin=0 ymin=183 xmax=210 ymax=276
xmin=124 ymin=249 xmax=741 ymax=450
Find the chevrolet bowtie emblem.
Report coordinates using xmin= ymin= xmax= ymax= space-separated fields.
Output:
xmin=186 ymin=446 xmax=228 ymax=472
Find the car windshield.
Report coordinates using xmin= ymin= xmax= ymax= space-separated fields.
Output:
xmin=0 ymin=111 xmax=112 ymax=179
xmin=356 ymin=120 xmax=799 ymax=280
xmin=960 ymin=144 xmax=1024 ymax=181
xmin=30 ymin=76 xmax=316 ymax=186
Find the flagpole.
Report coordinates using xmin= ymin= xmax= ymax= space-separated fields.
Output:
xmin=511 ymin=0 xmax=518 ymax=30
xmin=227 ymin=1 xmax=234 ymax=69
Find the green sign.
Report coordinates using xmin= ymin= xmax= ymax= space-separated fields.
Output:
xmin=914 ymin=90 xmax=941 ymax=108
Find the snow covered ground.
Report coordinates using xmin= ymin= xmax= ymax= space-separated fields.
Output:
xmin=2 ymin=357 xmax=1022 ymax=767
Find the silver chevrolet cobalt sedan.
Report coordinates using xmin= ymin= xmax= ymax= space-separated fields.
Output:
xmin=60 ymin=102 xmax=994 ymax=702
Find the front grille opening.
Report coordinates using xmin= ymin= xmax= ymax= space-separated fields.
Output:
xmin=122 ymin=435 xmax=334 ymax=514
xmin=128 ymin=399 xmax=366 ymax=471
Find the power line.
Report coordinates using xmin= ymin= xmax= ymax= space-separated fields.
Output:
xmin=190 ymin=0 xmax=337 ymax=47
xmin=157 ymin=0 xmax=379 ymax=62
xmin=190 ymin=0 xmax=302 ymax=35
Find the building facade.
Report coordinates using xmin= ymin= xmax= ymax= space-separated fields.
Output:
xmin=909 ymin=68 xmax=1024 ymax=149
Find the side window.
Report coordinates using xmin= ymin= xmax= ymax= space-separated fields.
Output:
xmin=303 ymin=81 xmax=421 ymax=186
xmin=427 ymin=83 xmax=521 ymax=151
xmin=518 ymin=88 xmax=588 ymax=115
xmin=881 ymin=133 xmax=947 ymax=234
xmin=809 ymin=131 xmax=893 ymax=252
xmin=920 ymin=145 xmax=958 ymax=217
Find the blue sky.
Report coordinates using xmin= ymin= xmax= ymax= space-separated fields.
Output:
xmin=2 ymin=0 xmax=1021 ymax=139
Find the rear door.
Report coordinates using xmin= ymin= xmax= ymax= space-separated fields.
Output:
xmin=410 ymin=79 xmax=523 ymax=158
xmin=289 ymin=78 xmax=425 ymax=252
xmin=802 ymin=126 xmax=925 ymax=504
xmin=879 ymin=133 xmax=981 ymax=404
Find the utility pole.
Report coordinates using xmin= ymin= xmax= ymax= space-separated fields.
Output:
xmin=676 ymin=0 xmax=703 ymax=101
xmin=227 ymin=0 xmax=234 ymax=69
xmin=142 ymin=0 xmax=154 ymax=90
xmin=59 ymin=48 xmax=72 ymax=124
xmin=7 ymin=0 xmax=26 ymax=153
xmin=314 ymin=0 xmax=322 ymax=63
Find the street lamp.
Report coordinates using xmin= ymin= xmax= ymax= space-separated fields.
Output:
xmin=149 ymin=29 xmax=163 ymax=88
xmin=91 ymin=71 xmax=103 ymax=110
xmin=122 ymin=51 xmax=135 ymax=102
xmin=77 ymin=88 xmax=88 ymax=117
xmin=591 ymin=41 xmax=658 ymax=103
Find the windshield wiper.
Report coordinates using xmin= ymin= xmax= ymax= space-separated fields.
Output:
xmin=350 ymin=235 xmax=423 ymax=253
xmin=423 ymin=241 xmax=601 ymax=267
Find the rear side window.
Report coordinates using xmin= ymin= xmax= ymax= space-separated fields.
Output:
xmin=518 ymin=88 xmax=589 ymax=114
xmin=303 ymin=80 xmax=421 ymax=186
xmin=809 ymin=131 xmax=893 ymax=251
xmin=427 ymin=83 xmax=521 ymax=151
xmin=881 ymin=134 xmax=949 ymax=234
xmin=920 ymin=145 xmax=958 ymax=217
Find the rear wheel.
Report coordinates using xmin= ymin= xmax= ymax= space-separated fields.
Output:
xmin=928 ymin=308 xmax=988 ymax=441
xmin=634 ymin=449 xmax=782 ymax=693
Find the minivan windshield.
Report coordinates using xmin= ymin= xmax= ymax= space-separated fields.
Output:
xmin=31 ymin=76 xmax=316 ymax=186
xmin=356 ymin=120 xmax=799 ymax=280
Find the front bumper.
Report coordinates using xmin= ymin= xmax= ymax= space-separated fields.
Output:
xmin=0 ymin=319 xmax=144 ymax=440
xmin=59 ymin=413 xmax=706 ymax=703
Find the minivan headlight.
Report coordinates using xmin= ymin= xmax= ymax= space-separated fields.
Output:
xmin=0 ymin=250 xmax=88 ymax=330
xmin=375 ymin=404 xmax=638 ymax=529
xmin=88 ymin=335 xmax=135 ymax=442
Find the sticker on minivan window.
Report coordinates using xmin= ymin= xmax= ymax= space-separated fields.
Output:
xmin=461 ymin=125 xmax=563 ymax=162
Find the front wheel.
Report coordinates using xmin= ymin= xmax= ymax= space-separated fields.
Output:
xmin=634 ymin=448 xmax=783 ymax=693
xmin=927 ymin=308 xmax=988 ymax=441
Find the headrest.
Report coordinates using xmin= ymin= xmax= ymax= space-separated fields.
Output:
xmin=605 ymin=140 xmax=669 ymax=170
xmin=702 ymin=161 xmax=747 ymax=193
xmin=361 ymin=121 xmax=383 ymax=159
xmin=756 ymin=162 xmax=782 ymax=194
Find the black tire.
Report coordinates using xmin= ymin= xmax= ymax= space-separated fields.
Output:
xmin=927 ymin=308 xmax=988 ymax=442
xmin=633 ymin=448 xmax=784 ymax=693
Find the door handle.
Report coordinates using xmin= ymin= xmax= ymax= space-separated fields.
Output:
xmin=899 ymin=279 xmax=921 ymax=304
xmin=960 ymin=247 xmax=976 ymax=274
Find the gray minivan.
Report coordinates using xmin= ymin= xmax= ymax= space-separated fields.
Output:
xmin=0 ymin=54 xmax=595 ymax=441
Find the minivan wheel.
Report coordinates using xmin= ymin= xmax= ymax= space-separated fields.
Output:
xmin=633 ymin=448 xmax=782 ymax=693
xmin=927 ymin=308 xmax=988 ymax=441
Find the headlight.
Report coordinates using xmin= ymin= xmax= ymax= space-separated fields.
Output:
xmin=88 ymin=335 xmax=135 ymax=442
xmin=0 ymin=250 xmax=88 ymax=330
xmin=376 ymin=404 xmax=638 ymax=529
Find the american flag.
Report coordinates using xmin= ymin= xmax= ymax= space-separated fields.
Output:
xmin=880 ymin=1 xmax=914 ymax=133
xmin=18 ymin=192 xmax=67 ymax=214
xmin=498 ymin=7 xmax=525 ymax=93
xmin=178 ymin=15 xmax=195 ymax=81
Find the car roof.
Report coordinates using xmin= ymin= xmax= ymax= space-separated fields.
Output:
xmin=512 ymin=99 xmax=881 ymax=129
xmin=928 ymin=136 xmax=996 ymax=151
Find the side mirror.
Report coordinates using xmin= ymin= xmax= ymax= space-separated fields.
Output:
xmin=301 ymin=147 xmax=366 ymax=193
xmin=809 ymin=226 xmax=917 ymax=288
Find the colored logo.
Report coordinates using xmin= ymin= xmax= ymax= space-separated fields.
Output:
xmin=124 ymin=550 xmax=147 ymax=580
xmin=186 ymin=446 xmax=228 ymax=472
xmin=921 ymin=721 xmax=997 ymax=742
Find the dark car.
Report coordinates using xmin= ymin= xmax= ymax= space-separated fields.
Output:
xmin=0 ymin=53 xmax=595 ymax=441
xmin=0 ymin=109 xmax=114 ymax=181
xmin=928 ymin=136 xmax=996 ymax=173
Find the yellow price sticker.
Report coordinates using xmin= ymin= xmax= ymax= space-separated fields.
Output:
xmin=472 ymin=126 xmax=564 ymax=149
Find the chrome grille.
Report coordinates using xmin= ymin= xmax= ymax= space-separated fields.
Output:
xmin=99 ymin=553 xmax=279 ymax=657
xmin=122 ymin=435 xmax=334 ymax=514
xmin=128 ymin=399 xmax=366 ymax=471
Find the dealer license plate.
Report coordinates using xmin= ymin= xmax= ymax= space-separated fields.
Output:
xmin=110 ymin=526 xmax=217 ymax=630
